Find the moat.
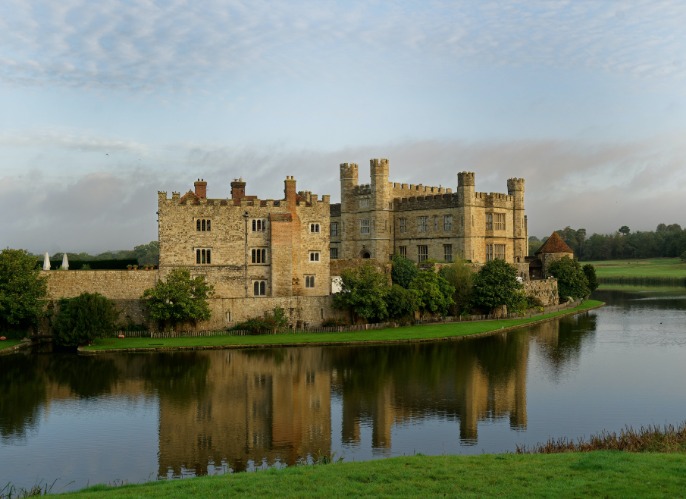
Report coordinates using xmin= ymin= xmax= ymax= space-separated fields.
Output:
xmin=2 ymin=286 xmax=686 ymax=493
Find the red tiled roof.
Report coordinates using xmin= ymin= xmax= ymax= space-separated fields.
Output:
xmin=536 ymin=231 xmax=574 ymax=255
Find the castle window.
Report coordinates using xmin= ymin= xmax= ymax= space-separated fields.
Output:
xmin=486 ymin=244 xmax=506 ymax=261
xmin=251 ymin=248 xmax=267 ymax=264
xmin=252 ymin=219 xmax=267 ymax=232
xmin=434 ymin=216 xmax=439 ymax=230
xmin=360 ymin=219 xmax=370 ymax=235
xmin=417 ymin=216 xmax=428 ymax=232
xmin=399 ymin=217 xmax=407 ymax=233
xmin=196 ymin=248 xmax=212 ymax=264
xmin=196 ymin=219 xmax=211 ymax=231
xmin=486 ymin=213 xmax=493 ymax=231
xmin=444 ymin=244 xmax=453 ymax=262
xmin=494 ymin=213 xmax=506 ymax=230
xmin=310 ymin=223 xmax=320 ymax=233
xmin=417 ymin=245 xmax=428 ymax=263
xmin=309 ymin=251 xmax=320 ymax=262
xmin=398 ymin=246 xmax=407 ymax=258
xmin=330 ymin=247 xmax=339 ymax=260
xmin=330 ymin=222 xmax=339 ymax=237
xmin=305 ymin=275 xmax=315 ymax=288
xmin=253 ymin=280 xmax=267 ymax=296
xmin=359 ymin=198 xmax=369 ymax=209
xmin=443 ymin=215 xmax=453 ymax=231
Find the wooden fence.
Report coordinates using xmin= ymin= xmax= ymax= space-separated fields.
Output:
xmin=112 ymin=300 xmax=582 ymax=339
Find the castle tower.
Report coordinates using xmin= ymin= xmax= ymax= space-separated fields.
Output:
xmin=369 ymin=158 xmax=392 ymax=260
xmin=507 ymin=178 xmax=527 ymax=260
xmin=457 ymin=172 xmax=476 ymax=261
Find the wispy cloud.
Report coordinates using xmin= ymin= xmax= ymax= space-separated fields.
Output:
xmin=1 ymin=0 xmax=685 ymax=91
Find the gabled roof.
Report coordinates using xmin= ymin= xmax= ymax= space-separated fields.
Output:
xmin=179 ymin=190 xmax=200 ymax=205
xmin=536 ymin=231 xmax=574 ymax=255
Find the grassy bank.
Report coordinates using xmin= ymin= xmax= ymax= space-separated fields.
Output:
xmin=588 ymin=258 xmax=686 ymax=279
xmin=0 ymin=339 xmax=23 ymax=351
xmin=80 ymin=300 xmax=602 ymax=353
xmin=52 ymin=451 xmax=686 ymax=498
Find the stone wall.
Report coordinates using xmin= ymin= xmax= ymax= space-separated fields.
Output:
xmin=43 ymin=269 xmax=342 ymax=330
xmin=523 ymin=279 xmax=559 ymax=307
xmin=43 ymin=270 xmax=158 ymax=326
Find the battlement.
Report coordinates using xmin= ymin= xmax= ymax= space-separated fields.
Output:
xmin=457 ymin=171 xmax=475 ymax=187
xmin=340 ymin=163 xmax=359 ymax=183
xmin=394 ymin=192 xmax=459 ymax=211
xmin=353 ymin=184 xmax=373 ymax=195
xmin=159 ymin=178 xmax=329 ymax=209
xmin=391 ymin=182 xmax=451 ymax=197
xmin=507 ymin=177 xmax=525 ymax=194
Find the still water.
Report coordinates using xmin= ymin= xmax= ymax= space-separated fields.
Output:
xmin=2 ymin=287 xmax=686 ymax=493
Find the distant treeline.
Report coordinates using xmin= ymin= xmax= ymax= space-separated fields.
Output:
xmin=40 ymin=259 xmax=140 ymax=270
xmin=36 ymin=241 xmax=159 ymax=268
xmin=530 ymin=224 xmax=686 ymax=261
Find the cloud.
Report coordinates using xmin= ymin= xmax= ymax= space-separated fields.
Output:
xmin=2 ymin=130 xmax=683 ymax=253
xmin=1 ymin=0 xmax=685 ymax=92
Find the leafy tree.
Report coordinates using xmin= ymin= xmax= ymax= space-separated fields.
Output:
xmin=52 ymin=292 xmax=119 ymax=348
xmin=333 ymin=264 xmax=389 ymax=323
xmin=618 ymin=225 xmax=631 ymax=236
xmin=582 ymin=264 xmax=599 ymax=293
xmin=470 ymin=259 xmax=523 ymax=314
xmin=409 ymin=270 xmax=455 ymax=317
xmin=0 ymin=248 xmax=47 ymax=335
xmin=439 ymin=260 xmax=473 ymax=315
xmin=547 ymin=257 xmax=590 ymax=301
xmin=142 ymin=269 xmax=213 ymax=330
xmin=133 ymin=241 xmax=160 ymax=266
xmin=385 ymin=284 xmax=420 ymax=321
xmin=391 ymin=253 xmax=418 ymax=288
xmin=681 ymin=250 xmax=686 ymax=263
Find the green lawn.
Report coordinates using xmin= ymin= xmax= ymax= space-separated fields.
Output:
xmin=586 ymin=258 xmax=686 ymax=279
xmin=81 ymin=300 xmax=603 ymax=352
xmin=0 ymin=339 xmax=23 ymax=351
xmin=55 ymin=452 xmax=686 ymax=498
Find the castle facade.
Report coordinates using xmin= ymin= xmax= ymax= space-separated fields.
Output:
xmin=157 ymin=177 xmax=331 ymax=300
xmin=330 ymin=159 xmax=527 ymax=266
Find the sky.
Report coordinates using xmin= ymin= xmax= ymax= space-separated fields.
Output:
xmin=1 ymin=0 xmax=685 ymax=254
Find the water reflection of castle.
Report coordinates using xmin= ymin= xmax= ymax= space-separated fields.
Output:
xmin=6 ymin=317 xmax=596 ymax=477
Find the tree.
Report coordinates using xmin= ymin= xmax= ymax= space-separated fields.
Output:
xmin=333 ymin=264 xmax=389 ymax=323
xmin=133 ymin=241 xmax=160 ymax=266
xmin=470 ymin=259 xmax=523 ymax=314
xmin=582 ymin=264 xmax=599 ymax=293
xmin=142 ymin=269 xmax=213 ymax=330
xmin=391 ymin=253 xmax=418 ymax=288
xmin=547 ymin=257 xmax=590 ymax=301
xmin=0 ymin=248 xmax=47 ymax=335
xmin=439 ymin=260 xmax=473 ymax=315
xmin=618 ymin=225 xmax=631 ymax=236
xmin=409 ymin=270 xmax=455 ymax=317
xmin=385 ymin=284 xmax=420 ymax=321
xmin=52 ymin=292 xmax=119 ymax=348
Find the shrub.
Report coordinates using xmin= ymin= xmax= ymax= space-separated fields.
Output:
xmin=231 ymin=307 xmax=289 ymax=334
xmin=52 ymin=292 xmax=119 ymax=348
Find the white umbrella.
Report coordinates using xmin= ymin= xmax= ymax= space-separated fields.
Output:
xmin=61 ymin=253 xmax=69 ymax=270
xmin=43 ymin=252 xmax=51 ymax=270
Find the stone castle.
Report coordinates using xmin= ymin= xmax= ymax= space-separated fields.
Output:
xmin=331 ymin=159 xmax=527 ymax=266
xmin=44 ymin=158 xmax=560 ymax=329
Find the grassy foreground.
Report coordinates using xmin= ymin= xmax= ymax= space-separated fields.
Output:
xmin=0 ymin=339 xmax=23 ymax=351
xmin=587 ymin=258 xmax=686 ymax=279
xmin=81 ymin=300 xmax=603 ymax=352
xmin=55 ymin=451 xmax=686 ymax=498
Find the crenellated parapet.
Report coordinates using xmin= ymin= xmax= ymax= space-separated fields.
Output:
xmin=394 ymin=193 xmax=459 ymax=211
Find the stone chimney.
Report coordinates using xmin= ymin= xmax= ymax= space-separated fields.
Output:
xmin=231 ymin=178 xmax=246 ymax=203
xmin=194 ymin=179 xmax=207 ymax=199
xmin=284 ymin=176 xmax=297 ymax=208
